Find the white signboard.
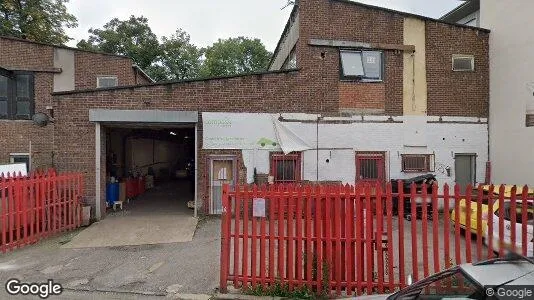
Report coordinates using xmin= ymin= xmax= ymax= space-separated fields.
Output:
xmin=252 ymin=198 xmax=266 ymax=218
xmin=203 ymin=112 xmax=280 ymax=150
xmin=0 ymin=163 xmax=28 ymax=177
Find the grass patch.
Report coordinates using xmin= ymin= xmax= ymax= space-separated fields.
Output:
xmin=242 ymin=281 xmax=318 ymax=299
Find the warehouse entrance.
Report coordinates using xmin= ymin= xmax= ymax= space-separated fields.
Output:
xmin=104 ymin=125 xmax=196 ymax=217
xmin=90 ymin=109 xmax=199 ymax=220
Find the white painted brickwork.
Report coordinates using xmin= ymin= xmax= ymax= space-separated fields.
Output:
xmin=242 ymin=116 xmax=488 ymax=191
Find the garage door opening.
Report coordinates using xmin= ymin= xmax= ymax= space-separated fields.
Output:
xmin=104 ymin=125 xmax=196 ymax=217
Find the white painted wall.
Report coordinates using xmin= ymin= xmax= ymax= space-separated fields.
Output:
xmin=240 ymin=116 xmax=488 ymax=191
xmin=457 ymin=11 xmax=480 ymax=27
xmin=53 ymin=48 xmax=75 ymax=92
xmin=269 ymin=12 xmax=299 ymax=70
xmin=480 ymin=0 xmax=534 ymax=186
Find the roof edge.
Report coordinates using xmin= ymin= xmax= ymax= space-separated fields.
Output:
xmin=332 ymin=0 xmax=489 ymax=33
xmin=268 ymin=5 xmax=299 ymax=69
xmin=52 ymin=68 xmax=300 ymax=96
xmin=133 ymin=64 xmax=155 ymax=83
xmin=0 ymin=35 xmax=132 ymax=59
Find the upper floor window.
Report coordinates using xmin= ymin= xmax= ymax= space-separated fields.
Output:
xmin=340 ymin=50 xmax=383 ymax=81
xmin=0 ymin=73 xmax=34 ymax=120
xmin=452 ymin=55 xmax=474 ymax=72
xmin=97 ymin=76 xmax=118 ymax=88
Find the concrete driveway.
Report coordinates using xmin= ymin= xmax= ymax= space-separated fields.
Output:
xmin=0 ymin=217 xmax=221 ymax=299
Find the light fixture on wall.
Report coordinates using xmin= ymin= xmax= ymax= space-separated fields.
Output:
xmin=169 ymin=131 xmax=177 ymax=136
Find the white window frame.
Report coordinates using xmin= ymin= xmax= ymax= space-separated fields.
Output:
xmin=452 ymin=55 xmax=475 ymax=72
xmin=9 ymin=153 xmax=31 ymax=171
xmin=340 ymin=49 xmax=384 ymax=82
xmin=97 ymin=76 xmax=118 ymax=88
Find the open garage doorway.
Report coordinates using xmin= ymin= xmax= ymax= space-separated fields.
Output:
xmin=104 ymin=124 xmax=196 ymax=217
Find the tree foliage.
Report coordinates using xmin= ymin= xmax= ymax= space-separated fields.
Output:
xmin=76 ymin=16 xmax=272 ymax=81
xmin=77 ymin=16 xmax=160 ymax=71
xmin=0 ymin=0 xmax=77 ymax=45
xmin=146 ymin=29 xmax=203 ymax=82
xmin=201 ymin=37 xmax=272 ymax=77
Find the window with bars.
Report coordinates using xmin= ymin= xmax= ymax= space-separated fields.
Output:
xmin=270 ymin=152 xmax=301 ymax=183
xmin=356 ymin=152 xmax=386 ymax=182
xmin=401 ymin=154 xmax=434 ymax=173
xmin=0 ymin=73 xmax=34 ymax=120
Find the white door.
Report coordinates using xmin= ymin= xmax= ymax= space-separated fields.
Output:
xmin=210 ymin=158 xmax=235 ymax=214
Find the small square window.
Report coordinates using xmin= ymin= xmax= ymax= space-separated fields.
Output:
xmin=401 ymin=154 xmax=434 ymax=173
xmin=97 ymin=76 xmax=118 ymax=88
xmin=340 ymin=50 xmax=383 ymax=81
xmin=452 ymin=55 xmax=474 ymax=71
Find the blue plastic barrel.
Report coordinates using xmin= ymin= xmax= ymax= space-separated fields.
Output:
xmin=106 ymin=183 xmax=119 ymax=206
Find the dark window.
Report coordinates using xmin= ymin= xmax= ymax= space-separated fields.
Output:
xmin=340 ymin=50 xmax=383 ymax=81
xmin=526 ymin=114 xmax=534 ymax=127
xmin=270 ymin=153 xmax=301 ymax=183
xmin=356 ymin=152 xmax=386 ymax=182
xmin=401 ymin=154 xmax=434 ymax=172
xmin=452 ymin=55 xmax=474 ymax=71
xmin=0 ymin=75 xmax=8 ymax=117
xmin=10 ymin=154 xmax=30 ymax=172
xmin=0 ymin=73 xmax=34 ymax=120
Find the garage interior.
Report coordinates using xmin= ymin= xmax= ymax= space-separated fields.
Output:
xmin=104 ymin=124 xmax=196 ymax=216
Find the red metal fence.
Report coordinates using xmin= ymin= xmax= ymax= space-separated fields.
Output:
xmin=220 ymin=182 xmax=534 ymax=296
xmin=1 ymin=169 xmax=84 ymax=253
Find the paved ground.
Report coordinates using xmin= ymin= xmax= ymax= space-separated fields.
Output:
xmin=0 ymin=180 xmax=221 ymax=299
xmin=64 ymin=180 xmax=198 ymax=248
xmin=0 ymin=217 xmax=221 ymax=299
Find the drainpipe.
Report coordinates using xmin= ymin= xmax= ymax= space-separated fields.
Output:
xmin=194 ymin=123 xmax=198 ymax=218
xmin=95 ymin=122 xmax=102 ymax=220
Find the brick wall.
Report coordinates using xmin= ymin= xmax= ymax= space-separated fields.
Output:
xmin=295 ymin=0 xmax=487 ymax=116
xmin=0 ymin=37 xmax=54 ymax=69
xmin=74 ymin=52 xmax=138 ymax=89
xmin=0 ymin=38 xmax=56 ymax=168
xmin=339 ymin=82 xmax=385 ymax=112
xmin=52 ymin=70 xmax=335 ymax=210
xmin=425 ymin=22 xmax=489 ymax=117
xmin=297 ymin=0 xmax=404 ymax=115
xmin=0 ymin=37 xmax=146 ymax=169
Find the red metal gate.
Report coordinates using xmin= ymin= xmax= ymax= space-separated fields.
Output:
xmin=1 ymin=169 xmax=84 ymax=252
xmin=220 ymin=182 xmax=534 ymax=296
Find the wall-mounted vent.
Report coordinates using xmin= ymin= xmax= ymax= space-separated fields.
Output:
xmin=527 ymin=114 xmax=534 ymax=127
xmin=452 ymin=55 xmax=475 ymax=71
xmin=97 ymin=76 xmax=118 ymax=88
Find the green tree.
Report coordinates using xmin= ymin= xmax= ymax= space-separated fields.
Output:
xmin=147 ymin=29 xmax=203 ymax=82
xmin=201 ymin=37 xmax=272 ymax=77
xmin=0 ymin=0 xmax=77 ymax=45
xmin=77 ymin=16 xmax=161 ymax=71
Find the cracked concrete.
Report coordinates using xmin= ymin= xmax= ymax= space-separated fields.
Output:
xmin=0 ymin=217 xmax=221 ymax=299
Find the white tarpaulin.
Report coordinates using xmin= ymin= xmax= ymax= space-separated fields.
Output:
xmin=272 ymin=116 xmax=312 ymax=154
xmin=202 ymin=112 xmax=312 ymax=153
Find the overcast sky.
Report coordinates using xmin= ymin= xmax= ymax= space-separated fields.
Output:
xmin=65 ymin=0 xmax=463 ymax=51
